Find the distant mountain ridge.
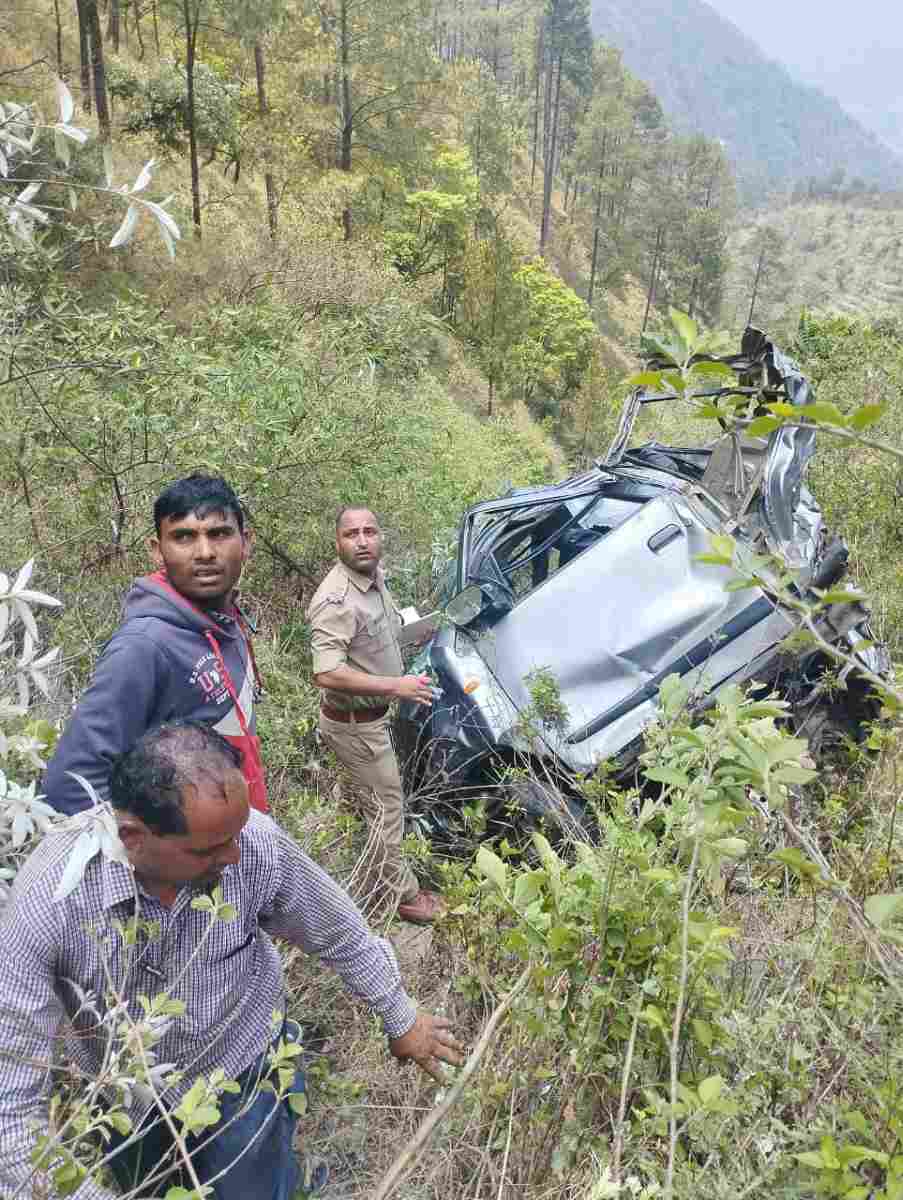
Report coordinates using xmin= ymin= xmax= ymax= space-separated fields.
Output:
xmin=589 ymin=0 xmax=903 ymax=199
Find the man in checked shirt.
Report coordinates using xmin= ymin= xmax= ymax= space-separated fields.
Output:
xmin=0 ymin=722 xmax=464 ymax=1199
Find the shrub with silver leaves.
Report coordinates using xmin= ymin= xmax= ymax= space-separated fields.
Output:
xmin=0 ymin=560 xmax=63 ymax=902
xmin=1 ymin=77 xmax=181 ymax=256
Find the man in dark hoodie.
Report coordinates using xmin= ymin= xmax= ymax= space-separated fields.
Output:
xmin=43 ymin=474 xmax=268 ymax=815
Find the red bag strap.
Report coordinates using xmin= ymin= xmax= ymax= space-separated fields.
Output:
xmin=204 ymin=630 xmax=251 ymax=740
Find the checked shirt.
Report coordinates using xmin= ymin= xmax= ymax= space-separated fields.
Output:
xmin=0 ymin=809 xmax=417 ymax=1199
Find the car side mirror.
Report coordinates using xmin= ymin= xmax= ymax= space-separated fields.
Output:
xmin=445 ymin=585 xmax=484 ymax=627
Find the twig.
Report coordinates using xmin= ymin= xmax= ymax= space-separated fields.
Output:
xmin=612 ymin=979 xmax=647 ymax=1183
xmin=370 ymin=965 xmax=532 ymax=1200
xmin=496 ymin=1085 xmax=516 ymax=1200
xmin=665 ymin=832 xmax=701 ymax=1200
xmin=0 ymin=60 xmax=47 ymax=78
xmin=778 ymin=809 xmax=903 ymax=1002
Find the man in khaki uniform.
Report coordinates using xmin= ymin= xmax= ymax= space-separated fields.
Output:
xmin=308 ymin=506 xmax=444 ymax=926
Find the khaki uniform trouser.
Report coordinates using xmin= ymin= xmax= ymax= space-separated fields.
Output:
xmin=319 ymin=712 xmax=420 ymax=906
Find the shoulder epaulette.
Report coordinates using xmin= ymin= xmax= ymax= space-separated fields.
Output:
xmin=308 ymin=567 xmax=350 ymax=615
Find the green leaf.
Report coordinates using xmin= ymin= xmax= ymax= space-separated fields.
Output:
xmin=547 ymin=925 xmax=572 ymax=951
xmin=801 ymin=401 xmax=847 ymax=427
xmin=818 ymin=590 xmax=864 ymax=606
xmin=696 ymin=403 xmax=725 ymax=421
xmin=643 ymin=766 xmax=690 ymax=789
xmin=698 ymin=1075 xmax=724 ymax=1105
xmin=217 ymin=903 xmax=237 ymax=922
xmin=640 ymin=1004 xmax=666 ymax=1032
xmin=643 ymin=867 xmax=678 ymax=884
xmin=52 ymin=1161 xmax=85 ymax=1196
xmin=669 ymin=307 xmax=698 ymax=354
xmin=696 ymin=553 xmax=733 ymax=566
xmin=691 ymin=1018 xmax=713 ymax=1048
xmin=661 ymin=371 xmax=686 ymax=393
xmin=794 ymin=1151 xmax=826 ymax=1170
xmin=865 ymin=893 xmax=903 ymax=929
xmin=838 ymin=1145 xmax=889 ymax=1167
xmin=640 ymin=334 xmax=682 ymax=364
xmin=820 ymin=1136 xmax=841 ymax=1169
xmin=849 ymin=404 xmax=886 ymax=430
xmin=191 ymin=1104 xmax=221 ymax=1129
xmin=712 ymin=838 xmax=747 ymax=858
xmin=746 ymin=415 xmax=783 ymax=438
xmin=771 ymin=847 xmax=821 ymax=879
xmin=627 ymin=371 xmax=670 ymax=390
xmin=766 ymin=737 xmax=810 ymax=766
xmin=690 ymin=360 xmax=734 ymax=380
xmin=771 ymin=765 xmax=817 ymax=785
xmin=288 ymin=1092 xmax=308 ymax=1116
xmin=513 ymin=871 xmax=543 ymax=911
xmin=709 ymin=533 xmax=736 ymax=561
xmin=108 ymin=1111 xmax=132 ymax=1136
xmin=530 ymin=832 xmax=562 ymax=880
xmin=475 ymin=846 xmax=508 ymax=893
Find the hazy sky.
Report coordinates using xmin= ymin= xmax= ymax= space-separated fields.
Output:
xmin=704 ymin=0 xmax=903 ymax=113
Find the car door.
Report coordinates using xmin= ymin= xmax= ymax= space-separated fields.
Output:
xmin=475 ymin=493 xmax=791 ymax=772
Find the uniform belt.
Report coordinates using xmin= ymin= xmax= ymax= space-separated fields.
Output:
xmin=320 ymin=703 xmax=389 ymax=724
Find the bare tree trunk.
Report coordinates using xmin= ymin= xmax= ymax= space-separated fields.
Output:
xmin=52 ymin=0 xmax=64 ymax=76
xmin=152 ymin=0 xmax=161 ymax=54
xmin=134 ymin=0 xmax=145 ymax=59
xmin=539 ymin=53 xmax=561 ymax=256
xmin=488 ymin=240 xmax=499 ymax=416
xmin=76 ymin=0 xmax=92 ymax=113
xmin=491 ymin=0 xmax=501 ymax=78
xmin=747 ymin=246 xmax=764 ymax=327
xmin=254 ymin=40 xmax=279 ymax=240
xmin=84 ymin=0 xmax=111 ymax=141
xmin=642 ymin=227 xmax=664 ymax=335
xmin=540 ymin=47 xmax=553 ymax=181
xmin=587 ymin=130 xmax=608 ymax=305
xmin=107 ymin=0 xmax=121 ymax=51
xmin=529 ymin=19 xmax=543 ymax=205
xmin=182 ymin=0 xmax=202 ymax=236
xmin=338 ymin=0 xmax=353 ymax=240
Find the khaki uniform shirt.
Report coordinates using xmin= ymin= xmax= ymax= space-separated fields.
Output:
xmin=308 ymin=561 xmax=404 ymax=711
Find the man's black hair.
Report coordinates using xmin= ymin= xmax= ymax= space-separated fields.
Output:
xmin=335 ymin=504 xmax=379 ymax=533
xmin=110 ymin=721 xmax=244 ymax=836
xmin=154 ymin=475 xmax=245 ymax=536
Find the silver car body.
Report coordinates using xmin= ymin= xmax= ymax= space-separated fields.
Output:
xmin=396 ymin=330 xmax=888 ymax=802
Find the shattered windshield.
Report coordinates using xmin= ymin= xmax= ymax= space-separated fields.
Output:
xmin=465 ymin=491 xmax=619 ymax=608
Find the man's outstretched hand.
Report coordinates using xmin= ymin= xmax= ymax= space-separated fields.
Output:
xmin=389 ymin=1012 xmax=466 ymax=1082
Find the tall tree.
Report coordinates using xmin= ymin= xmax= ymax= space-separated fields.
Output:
xmin=311 ymin=0 xmax=441 ymax=241
xmin=745 ymin=225 xmax=788 ymax=328
xmin=107 ymin=0 xmax=121 ymax=52
xmin=76 ymin=0 xmax=92 ymax=114
xmin=78 ymin=0 xmax=111 ymax=141
xmin=537 ymin=0 xmax=592 ymax=256
xmin=254 ymin=40 xmax=279 ymax=239
xmin=181 ymin=0 xmax=203 ymax=235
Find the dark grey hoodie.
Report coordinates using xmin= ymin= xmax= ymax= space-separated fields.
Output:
xmin=43 ymin=571 xmax=267 ymax=815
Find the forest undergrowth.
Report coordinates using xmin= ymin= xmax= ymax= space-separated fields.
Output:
xmin=2 ymin=5 xmax=903 ymax=1197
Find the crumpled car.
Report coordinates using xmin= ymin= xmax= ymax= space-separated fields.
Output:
xmin=394 ymin=329 xmax=891 ymax=828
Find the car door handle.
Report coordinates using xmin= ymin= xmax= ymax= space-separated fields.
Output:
xmin=647 ymin=524 xmax=684 ymax=553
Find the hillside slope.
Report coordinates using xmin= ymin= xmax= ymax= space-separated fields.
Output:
xmin=589 ymin=0 xmax=903 ymax=199
xmin=723 ymin=202 xmax=903 ymax=329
